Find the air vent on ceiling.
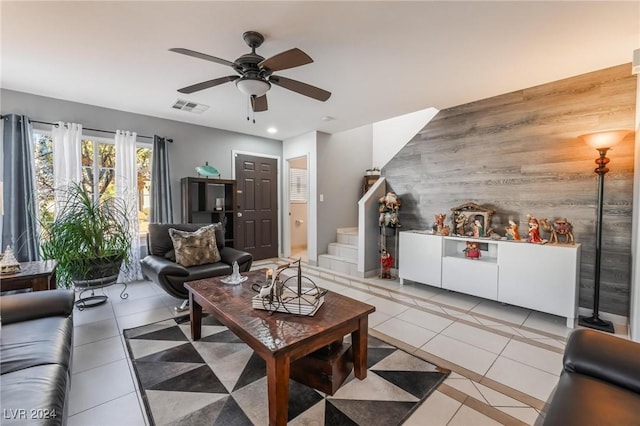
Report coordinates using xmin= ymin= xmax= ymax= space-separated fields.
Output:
xmin=171 ymin=99 xmax=209 ymax=114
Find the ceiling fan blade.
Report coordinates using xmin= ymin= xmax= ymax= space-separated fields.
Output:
xmin=177 ymin=76 xmax=239 ymax=94
xmin=251 ymin=95 xmax=268 ymax=112
xmin=270 ymin=75 xmax=331 ymax=102
xmin=259 ymin=48 xmax=313 ymax=72
xmin=169 ymin=48 xmax=235 ymax=67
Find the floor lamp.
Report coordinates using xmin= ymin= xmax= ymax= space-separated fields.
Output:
xmin=578 ymin=129 xmax=630 ymax=333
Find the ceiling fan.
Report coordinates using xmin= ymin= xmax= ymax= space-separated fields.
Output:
xmin=170 ymin=31 xmax=331 ymax=113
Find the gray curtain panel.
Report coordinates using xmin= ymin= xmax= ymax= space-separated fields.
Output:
xmin=150 ymin=135 xmax=173 ymax=223
xmin=2 ymin=114 xmax=40 ymax=261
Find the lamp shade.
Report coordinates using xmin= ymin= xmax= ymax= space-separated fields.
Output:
xmin=236 ymin=77 xmax=270 ymax=97
xmin=578 ymin=130 xmax=631 ymax=150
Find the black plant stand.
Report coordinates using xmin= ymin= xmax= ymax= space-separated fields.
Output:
xmin=74 ymin=274 xmax=128 ymax=310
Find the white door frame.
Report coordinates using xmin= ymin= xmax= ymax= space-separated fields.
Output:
xmin=284 ymin=155 xmax=309 ymax=259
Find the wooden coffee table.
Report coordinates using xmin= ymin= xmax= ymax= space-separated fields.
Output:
xmin=185 ymin=269 xmax=375 ymax=426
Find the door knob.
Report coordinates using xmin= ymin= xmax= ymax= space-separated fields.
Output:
xmin=237 ymin=212 xmax=243 ymax=217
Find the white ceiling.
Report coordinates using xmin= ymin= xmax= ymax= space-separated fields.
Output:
xmin=1 ymin=1 xmax=638 ymax=141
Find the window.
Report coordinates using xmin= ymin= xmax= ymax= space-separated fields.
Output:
xmin=33 ymin=132 xmax=54 ymax=224
xmin=32 ymin=131 xmax=152 ymax=239
xmin=289 ymin=168 xmax=308 ymax=203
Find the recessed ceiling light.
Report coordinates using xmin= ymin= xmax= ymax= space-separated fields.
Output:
xmin=267 ymin=127 xmax=278 ymax=134
xmin=321 ymin=116 xmax=335 ymax=122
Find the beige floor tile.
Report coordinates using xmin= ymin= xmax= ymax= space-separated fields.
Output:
xmin=73 ymin=301 xmax=115 ymax=326
xmin=445 ymin=378 xmax=487 ymax=402
xmin=500 ymin=339 xmax=563 ymax=376
xmin=74 ymin=318 xmax=120 ymax=347
xmin=403 ymin=391 xmax=462 ymax=426
xmin=364 ymin=295 xmax=411 ymax=316
xmin=108 ymin=281 xmax=161 ymax=301
xmin=68 ymin=359 xmax=136 ymax=416
xmin=390 ymin=292 xmax=418 ymax=305
xmin=415 ymin=299 xmax=448 ymax=314
xmin=420 ymin=334 xmax=499 ymax=375
xmin=72 ymin=335 xmax=127 ymax=374
xmin=471 ymin=300 xmax=531 ymax=326
xmin=112 ymin=294 xmax=172 ymax=317
xmin=474 ymin=382 xmax=529 ymax=408
xmin=67 ymin=391 xmax=145 ymax=426
xmin=430 ymin=291 xmax=483 ymax=311
xmin=397 ymin=282 xmax=443 ymax=299
xmin=397 ymin=307 xmax=454 ymax=333
xmin=373 ymin=317 xmax=436 ymax=348
xmin=340 ymin=287 xmax=375 ymax=302
xmin=368 ymin=310 xmax=393 ymax=328
xmin=521 ymin=311 xmax=572 ymax=338
xmin=498 ymin=406 xmax=541 ymax=425
xmin=116 ymin=306 xmax=175 ymax=333
xmin=441 ymin=322 xmax=511 ymax=354
xmin=442 ymin=308 xmax=483 ymax=324
xmin=448 ymin=405 xmax=503 ymax=426
xmin=485 ymin=356 xmax=559 ymax=402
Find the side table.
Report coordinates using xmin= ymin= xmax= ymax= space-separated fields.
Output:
xmin=0 ymin=260 xmax=58 ymax=293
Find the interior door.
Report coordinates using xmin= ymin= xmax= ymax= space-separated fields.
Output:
xmin=235 ymin=153 xmax=278 ymax=260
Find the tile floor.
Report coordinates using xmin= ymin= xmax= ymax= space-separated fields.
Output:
xmin=67 ymin=258 xmax=629 ymax=426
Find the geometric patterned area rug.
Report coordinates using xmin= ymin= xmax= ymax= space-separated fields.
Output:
xmin=123 ymin=315 xmax=449 ymax=426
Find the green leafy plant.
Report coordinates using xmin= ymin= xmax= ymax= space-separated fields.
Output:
xmin=39 ymin=183 xmax=132 ymax=288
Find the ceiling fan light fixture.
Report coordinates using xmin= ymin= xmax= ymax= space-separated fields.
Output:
xmin=236 ymin=77 xmax=271 ymax=97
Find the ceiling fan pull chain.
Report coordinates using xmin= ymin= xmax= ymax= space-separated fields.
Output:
xmin=246 ymin=97 xmax=250 ymax=121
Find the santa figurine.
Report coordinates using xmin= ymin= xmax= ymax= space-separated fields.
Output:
xmin=380 ymin=249 xmax=393 ymax=279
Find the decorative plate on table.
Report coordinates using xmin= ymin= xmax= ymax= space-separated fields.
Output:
xmin=195 ymin=162 xmax=220 ymax=178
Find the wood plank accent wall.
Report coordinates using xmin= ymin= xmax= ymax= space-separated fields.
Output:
xmin=384 ymin=64 xmax=636 ymax=316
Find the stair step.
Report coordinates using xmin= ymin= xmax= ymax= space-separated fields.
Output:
xmin=318 ymin=254 xmax=358 ymax=276
xmin=328 ymin=242 xmax=358 ymax=261
xmin=337 ymin=227 xmax=358 ymax=235
xmin=337 ymin=227 xmax=358 ymax=245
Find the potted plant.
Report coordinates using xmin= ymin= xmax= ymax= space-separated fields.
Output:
xmin=39 ymin=182 xmax=132 ymax=290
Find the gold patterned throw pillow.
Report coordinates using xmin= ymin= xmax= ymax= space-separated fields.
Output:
xmin=168 ymin=225 xmax=221 ymax=267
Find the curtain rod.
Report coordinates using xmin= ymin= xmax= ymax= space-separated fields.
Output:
xmin=1 ymin=115 xmax=173 ymax=143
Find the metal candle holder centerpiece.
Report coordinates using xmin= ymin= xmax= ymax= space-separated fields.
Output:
xmin=255 ymin=259 xmax=324 ymax=316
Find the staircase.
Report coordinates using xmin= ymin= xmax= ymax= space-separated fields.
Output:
xmin=318 ymin=227 xmax=359 ymax=276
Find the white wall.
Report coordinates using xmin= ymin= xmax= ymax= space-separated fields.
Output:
xmin=283 ymin=132 xmax=317 ymax=263
xmin=317 ymin=126 xmax=373 ymax=257
xmin=372 ymin=107 xmax=438 ymax=169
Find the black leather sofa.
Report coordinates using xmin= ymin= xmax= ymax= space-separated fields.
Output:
xmin=542 ymin=328 xmax=640 ymax=426
xmin=0 ymin=289 xmax=75 ymax=426
xmin=140 ymin=223 xmax=253 ymax=302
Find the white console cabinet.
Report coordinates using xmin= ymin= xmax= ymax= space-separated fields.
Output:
xmin=442 ymin=237 xmax=499 ymax=300
xmin=399 ymin=231 xmax=443 ymax=287
xmin=399 ymin=231 xmax=581 ymax=327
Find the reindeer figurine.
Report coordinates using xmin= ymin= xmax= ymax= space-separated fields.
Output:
xmin=433 ymin=214 xmax=450 ymax=236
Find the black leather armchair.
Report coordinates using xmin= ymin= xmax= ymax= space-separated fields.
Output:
xmin=542 ymin=328 xmax=640 ymax=426
xmin=140 ymin=223 xmax=252 ymax=303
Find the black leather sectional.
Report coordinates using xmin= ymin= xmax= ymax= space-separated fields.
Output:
xmin=1 ymin=289 xmax=75 ymax=426
xmin=542 ymin=328 xmax=640 ymax=425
